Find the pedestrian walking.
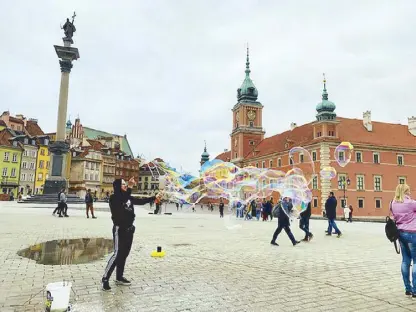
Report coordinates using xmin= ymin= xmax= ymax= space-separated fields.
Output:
xmin=219 ymin=199 xmax=224 ymax=218
xmin=343 ymin=205 xmax=350 ymax=222
xmin=299 ymin=202 xmax=313 ymax=241
xmin=268 ymin=197 xmax=274 ymax=221
xmin=348 ymin=205 xmax=353 ymax=222
xmin=85 ymin=189 xmax=97 ymax=219
xmin=102 ymin=178 xmax=156 ymax=291
xmin=325 ymin=192 xmax=342 ymax=237
xmin=176 ymin=202 xmax=179 ymax=211
xmin=256 ymin=199 xmax=262 ymax=221
xmin=390 ymin=183 xmax=416 ymax=298
xmin=270 ymin=197 xmax=300 ymax=246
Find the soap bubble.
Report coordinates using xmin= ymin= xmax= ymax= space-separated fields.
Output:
xmin=335 ymin=142 xmax=354 ymax=167
xmin=320 ymin=167 xmax=337 ymax=180
xmin=288 ymin=147 xmax=315 ymax=185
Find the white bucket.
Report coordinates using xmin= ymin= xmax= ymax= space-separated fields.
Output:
xmin=45 ymin=281 xmax=72 ymax=312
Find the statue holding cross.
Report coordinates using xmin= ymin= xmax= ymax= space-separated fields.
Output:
xmin=61 ymin=12 xmax=77 ymax=39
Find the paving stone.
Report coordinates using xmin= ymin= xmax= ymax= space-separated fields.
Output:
xmin=0 ymin=202 xmax=415 ymax=311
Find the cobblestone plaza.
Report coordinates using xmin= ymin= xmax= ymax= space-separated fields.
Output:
xmin=0 ymin=202 xmax=414 ymax=312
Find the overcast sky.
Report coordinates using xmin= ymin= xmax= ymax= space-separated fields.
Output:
xmin=1 ymin=1 xmax=416 ymax=175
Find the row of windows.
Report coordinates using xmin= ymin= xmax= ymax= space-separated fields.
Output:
xmin=37 ymin=173 xmax=48 ymax=181
xmin=3 ymin=152 xmax=18 ymax=162
xmin=138 ymin=183 xmax=159 ymax=190
xmin=310 ymin=197 xmax=383 ymax=209
xmin=20 ymin=173 xmax=35 ymax=182
xmin=252 ymin=150 xmax=405 ymax=169
xmin=38 ymin=160 xmax=50 ymax=169
xmin=138 ymin=176 xmax=159 ymax=182
xmin=84 ymin=173 xmax=100 ymax=181
xmin=23 ymin=150 xmax=37 ymax=158
xmin=2 ymin=167 xmax=17 ymax=177
xmin=85 ymin=161 xmax=100 ymax=170
xmin=339 ymin=151 xmax=404 ymax=165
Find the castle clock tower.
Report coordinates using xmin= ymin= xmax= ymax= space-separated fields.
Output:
xmin=230 ymin=48 xmax=265 ymax=165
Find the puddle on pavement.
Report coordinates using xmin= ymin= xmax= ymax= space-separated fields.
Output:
xmin=17 ymin=238 xmax=113 ymax=265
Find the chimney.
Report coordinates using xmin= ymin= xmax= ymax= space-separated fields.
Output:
xmin=408 ymin=116 xmax=416 ymax=136
xmin=224 ymin=148 xmax=228 ymax=152
xmin=363 ymin=111 xmax=372 ymax=131
xmin=29 ymin=118 xmax=38 ymax=123
xmin=290 ymin=122 xmax=297 ymax=131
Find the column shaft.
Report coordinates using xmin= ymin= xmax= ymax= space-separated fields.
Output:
xmin=56 ymin=71 xmax=70 ymax=141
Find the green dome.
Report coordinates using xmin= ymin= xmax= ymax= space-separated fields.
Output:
xmin=237 ymin=48 xmax=258 ymax=102
xmin=316 ymin=77 xmax=337 ymax=121
xmin=66 ymin=119 xmax=72 ymax=129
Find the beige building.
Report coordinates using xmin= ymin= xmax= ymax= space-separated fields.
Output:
xmin=69 ymin=147 xmax=103 ymax=198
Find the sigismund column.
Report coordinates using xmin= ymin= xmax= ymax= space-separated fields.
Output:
xmin=44 ymin=12 xmax=80 ymax=194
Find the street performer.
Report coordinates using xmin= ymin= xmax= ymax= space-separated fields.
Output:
xmin=102 ymin=177 xmax=156 ymax=291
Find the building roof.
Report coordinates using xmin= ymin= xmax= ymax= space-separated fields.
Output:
xmin=215 ymin=150 xmax=231 ymax=162
xmin=25 ymin=120 xmax=45 ymax=136
xmin=83 ymin=127 xmax=134 ymax=156
xmin=242 ymin=116 xmax=416 ymax=161
xmin=8 ymin=116 xmax=24 ymax=124
xmin=86 ymin=139 xmax=104 ymax=151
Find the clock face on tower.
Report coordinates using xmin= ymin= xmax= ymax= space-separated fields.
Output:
xmin=247 ymin=110 xmax=256 ymax=121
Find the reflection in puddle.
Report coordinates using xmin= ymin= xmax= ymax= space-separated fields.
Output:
xmin=17 ymin=238 xmax=113 ymax=265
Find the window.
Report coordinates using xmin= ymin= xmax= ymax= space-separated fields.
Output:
xmin=317 ymin=131 xmax=322 ymax=137
xmin=90 ymin=174 xmax=93 ymax=180
xmin=24 ymin=138 xmax=28 ymax=144
xmin=249 ymin=141 xmax=255 ymax=146
xmin=37 ymin=173 xmax=43 ymax=181
xmin=374 ymin=176 xmax=382 ymax=191
xmin=138 ymin=184 xmax=142 ymax=190
xmin=397 ymin=155 xmax=404 ymax=166
xmin=399 ymin=177 xmax=406 ymax=185
xmin=300 ymin=154 xmax=304 ymax=163
xmin=358 ymin=198 xmax=364 ymax=209
xmin=328 ymin=130 xmax=335 ymax=136
xmin=28 ymin=174 xmax=34 ymax=181
xmin=13 ymin=141 xmax=17 ymax=147
xmin=21 ymin=173 xmax=26 ymax=181
xmin=235 ymin=152 xmax=237 ymax=159
xmin=85 ymin=174 xmax=88 ymax=180
xmin=278 ymin=158 xmax=282 ymax=167
xmin=39 ymin=160 xmax=44 ymax=169
xmin=262 ymin=161 xmax=265 ymax=168
xmin=289 ymin=157 xmax=293 ymax=165
xmin=373 ymin=153 xmax=380 ymax=164
xmin=40 ymin=149 xmax=45 ymax=156
xmin=340 ymin=198 xmax=347 ymax=209
xmin=32 ymin=140 xmax=35 ymax=146
xmin=32 ymin=151 xmax=36 ymax=157
xmin=45 ymin=139 xmax=49 ymax=145
xmin=95 ymin=174 xmax=98 ymax=181
xmin=46 ymin=161 xmax=50 ymax=169
xmin=375 ymin=198 xmax=382 ymax=209
xmin=255 ymin=163 xmax=259 ymax=168
xmin=313 ymin=197 xmax=318 ymax=208
xmin=12 ymin=153 xmax=17 ymax=162
xmin=138 ymin=177 xmax=142 ymax=181
xmin=145 ymin=177 xmax=148 ymax=181
xmin=2 ymin=168 xmax=7 ymax=176
xmin=356 ymin=152 xmax=362 ymax=163
xmin=338 ymin=174 xmax=346 ymax=189
xmin=46 ymin=174 xmax=48 ymax=180
xmin=338 ymin=151 xmax=345 ymax=162
xmin=4 ymin=152 xmax=9 ymax=161
xmin=312 ymin=151 xmax=317 ymax=161
xmin=249 ymin=121 xmax=254 ymax=127
xmin=269 ymin=160 xmax=273 ymax=168
xmin=356 ymin=175 xmax=364 ymax=191
xmin=11 ymin=168 xmax=16 ymax=177
xmin=29 ymin=162 xmax=35 ymax=170
xmin=22 ymin=162 xmax=27 ymax=169
xmin=312 ymin=176 xmax=318 ymax=189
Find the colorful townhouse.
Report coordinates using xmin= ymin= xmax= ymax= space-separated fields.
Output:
xmin=0 ymin=129 xmax=23 ymax=196
xmin=34 ymin=136 xmax=51 ymax=194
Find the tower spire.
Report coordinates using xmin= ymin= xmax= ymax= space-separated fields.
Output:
xmin=204 ymin=140 xmax=207 ymax=152
xmin=322 ymin=73 xmax=328 ymax=100
xmin=245 ymin=43 xmax=251 ymax=77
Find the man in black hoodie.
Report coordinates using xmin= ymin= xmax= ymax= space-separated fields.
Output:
xmin=325 ymin=192 xmax=342 ymax=238
xmin=270 ymin=197 xmax=300 ymax=246
xmin=102 ymin=177 xmax=156 ymax=291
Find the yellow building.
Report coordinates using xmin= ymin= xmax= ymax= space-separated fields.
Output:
xmin=0 ymin=129 xmax=23 ymax=196
xmin=34 ymin=136 xmax=51 ymax=194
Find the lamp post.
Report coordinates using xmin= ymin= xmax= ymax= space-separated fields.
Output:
xmin=338 ymin=177 xmax=350 ymax=208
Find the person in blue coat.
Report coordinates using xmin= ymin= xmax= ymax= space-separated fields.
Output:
xmin=325 ymin=192 xmax=342 ymax=238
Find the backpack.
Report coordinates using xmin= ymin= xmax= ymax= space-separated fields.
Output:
xmin=385 ymin=201 xmax=400 ymax=254
xmin=272 ymin=203 xmax=281 ymax=218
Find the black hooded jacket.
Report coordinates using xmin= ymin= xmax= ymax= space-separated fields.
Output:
xmin=109 ymin=179 xmax=156 ymax=229
xmin=300 ymin=202 xmax=312 ymax=218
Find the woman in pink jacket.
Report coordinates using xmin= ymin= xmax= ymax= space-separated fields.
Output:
xmin=391 ymin=184 xmax=416 ymax=297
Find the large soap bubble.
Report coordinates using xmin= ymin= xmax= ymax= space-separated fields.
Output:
xmin=288 ymin=147 xmax=315 ymax=185
xmin=335 ymin=142 xmax=353 ymax=167
xmin=320 ymin=166 xmax=337 ymax=180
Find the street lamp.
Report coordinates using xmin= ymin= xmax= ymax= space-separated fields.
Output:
xmin=338 ymin=177 xmax=350 ymax=208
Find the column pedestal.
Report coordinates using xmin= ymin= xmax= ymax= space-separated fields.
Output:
xmin=43 ymin=141 xmax=70 ymax=194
